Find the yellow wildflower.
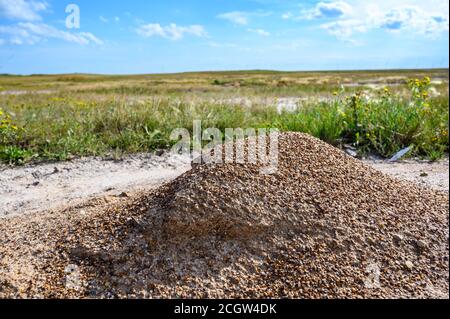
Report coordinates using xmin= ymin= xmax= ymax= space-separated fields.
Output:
xmin=338 ymin=108 xmax=346 ymax=117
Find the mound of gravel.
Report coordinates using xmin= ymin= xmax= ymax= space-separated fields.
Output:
xmin=0 ymin=132 xmax=448 ymax=298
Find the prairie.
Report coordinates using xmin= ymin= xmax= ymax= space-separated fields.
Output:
xmin=0 ymin=69 xmax=448 ymax=165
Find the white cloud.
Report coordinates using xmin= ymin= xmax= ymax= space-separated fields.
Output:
xmin=114 ymin=16 xmax=120 ymax=22
xmin=305 ymin=1 xmax=450 ymax=41
xmin=0 ymin=22 xmax=103 ymax=45
xmin=136 ymin=23 xmax=207 ymax=40
xmin=321 ymin=19 xmax=367 ymax=39
xmin=248 ymin=28 xmax=270 ymax=36
xmin=0 ymin=0 xmax=47 ymax=21
xmin=99 ymin=16 xmax=108 ymax=23
xmin=302 ymin=1 xmax=353 ymax=19
xmin=378 ymin=6 xmax=449 ymax=37
xmin=78 ymin=32 xmax=103 ymax=45
xmin=217 ymin=10 xmax=272 ymax=27
xmin=217 ymin=11 xmax=249 ymax=25
xmin=282 ymin=12 xmax=293 ymax=20
xmin=207 ymin=41 xmax=253 ymax=52
xmin=208 ymin=41 xmax=238 ymax=48
xmin=0 ymin=24 xmax=37 ymax=44
xmin=11 ymin=37 xmax=24 ymax=44
xmin=0 ymin=1 xmax=102 ymax=46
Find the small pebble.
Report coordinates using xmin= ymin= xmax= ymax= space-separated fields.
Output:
xmin=405 ymin=261 xmax=414 ymax=270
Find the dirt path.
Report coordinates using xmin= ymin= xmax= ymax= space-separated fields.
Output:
xmin=0 ymin=153 xmax=191 ymax=218
xmin=0 ymin=153 xmax=448 ymax=218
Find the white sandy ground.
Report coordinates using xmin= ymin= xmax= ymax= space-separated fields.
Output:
xmin=0 ymin=153 xmax=448 ymax=218
xmin=0 ymin=153 xmax=191 ymax=218
xmin=367 ymin=158 xmax=449 ymax=192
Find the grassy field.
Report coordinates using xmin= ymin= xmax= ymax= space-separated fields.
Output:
xmin=0 ymin=69 xmax=448 ymax=165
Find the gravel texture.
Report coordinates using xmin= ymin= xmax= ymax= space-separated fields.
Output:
xmin=0 ymin=133 xmax=448 ymax=299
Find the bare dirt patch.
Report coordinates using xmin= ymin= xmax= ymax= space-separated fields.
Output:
xmin=368 ymin=158 xmax=449 ymax=192
xmin=0 ymin=153 xmax=190 ymax=218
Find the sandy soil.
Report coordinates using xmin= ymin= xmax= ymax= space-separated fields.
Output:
xmin=368 ymin=158 xmax=449 ymax=192
xmin=0 ymin=153 xmax=448 ymax=218
xmin=0 ymin=153 xmax=191 ymax=218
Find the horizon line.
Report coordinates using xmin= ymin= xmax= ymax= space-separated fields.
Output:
xmin=1 ymin=67 xmax=449 ymax=77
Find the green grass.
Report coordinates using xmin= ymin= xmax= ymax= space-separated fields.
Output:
xmin=275 ymin=95 xmax=448 ymax=158
xmin=0 ymin=70 xmax=448 ymax=165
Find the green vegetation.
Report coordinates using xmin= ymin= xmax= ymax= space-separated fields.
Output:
xmin=0 ymin=70 xmax=448 ymax=165
xmin=275 ymin=78 xmax=448 ymax=159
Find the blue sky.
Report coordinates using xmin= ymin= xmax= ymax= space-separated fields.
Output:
xmin=0 ymin=0 xmax=449 ymax=74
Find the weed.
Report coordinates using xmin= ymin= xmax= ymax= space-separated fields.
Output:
xmin=0 ymin=145 xmax=33 ymax=165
